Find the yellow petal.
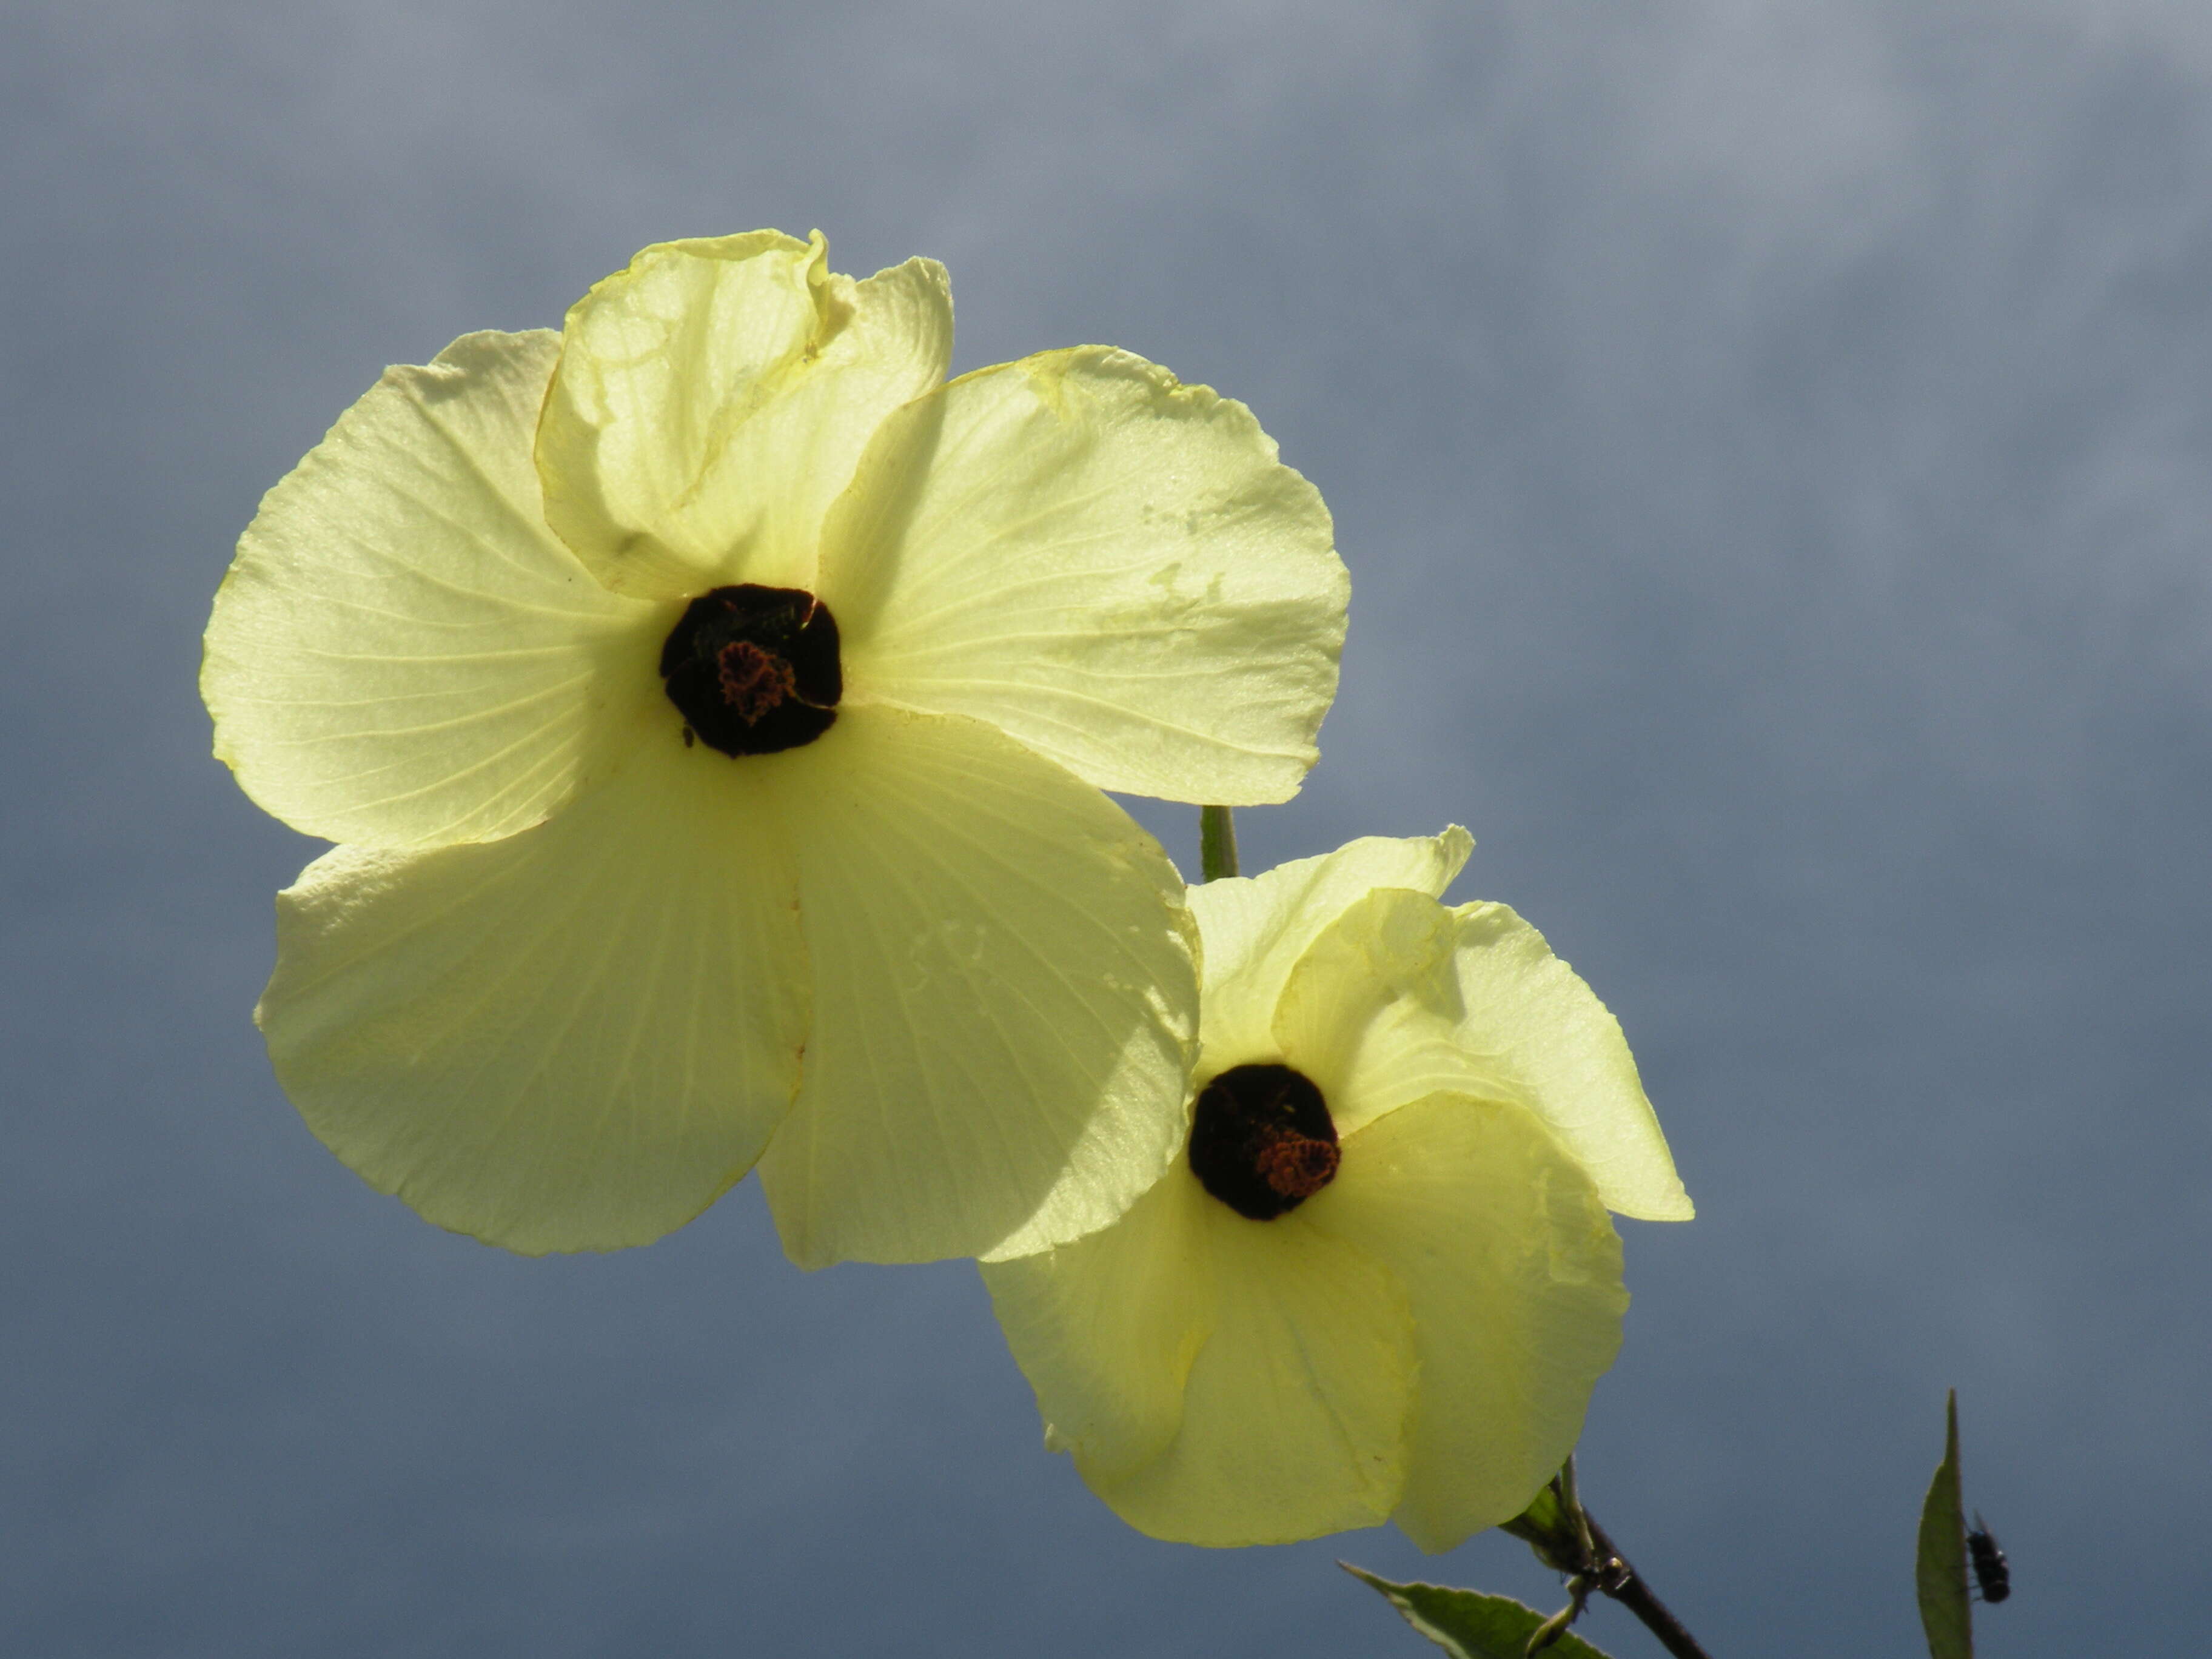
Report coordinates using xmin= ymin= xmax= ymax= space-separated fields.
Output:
xmin=258 ymin=739 xmax=808 ymax=1254
xmin=753 ymin=703 xmax=1199 ymax=1267
xmin=1102 ymin=1192 xmax=1412 ymax=1546
xmin=1446 ymin=902 xmax=1689 ymax=1219
xmin=203 ymin=329 xmax=666 ymax=849
xmin=822 ymin=346 xmax=1347 ymax=805
xmin=1271 ymin=883 xmax=1467 ymax=1139
xmin=1310 ymin=1093 xmax=1629 ymax=1553
xmin=537 ymin=232 xmax=951 ymax=599
xmin=1277 ymin=886 xmax=1692 ymax=1219
xmin=1187 ymin=830 xmax=1472 ymax=1071
xmin=979 ymin=1165 xmax=1215 ymax=1485
xmin=985 ymin=1162 xmax=1413 ymax=1545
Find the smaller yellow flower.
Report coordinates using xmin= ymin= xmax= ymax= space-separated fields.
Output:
xmin=980 ymin=831 xmax=1692 ymax=1551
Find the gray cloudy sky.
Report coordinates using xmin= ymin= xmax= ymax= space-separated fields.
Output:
xmin=6 ymin=2 xmax=2210 ymax=1654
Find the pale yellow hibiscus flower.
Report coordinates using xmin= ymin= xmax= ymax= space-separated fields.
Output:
xmin=981 ymin=831 xmax=1692 ymax=1549
xmin=203 ymin=230 xmax=1347 ymax=1268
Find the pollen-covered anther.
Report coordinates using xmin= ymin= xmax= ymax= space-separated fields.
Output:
xmin=1255 ymin=1127 xmax=1339 ymax=1199
xmin=717 ymin=640 xmax=798 ymax=722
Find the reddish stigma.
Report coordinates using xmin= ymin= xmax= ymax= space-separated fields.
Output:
xmin=716 ymin=640 xmax=799 ymax=723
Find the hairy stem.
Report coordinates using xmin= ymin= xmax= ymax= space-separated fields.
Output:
xmin=1504 ymin=1464 xmax=1712 ymax=1659
xmin=1580 ymin=1512 xmax=1712 ymax=1659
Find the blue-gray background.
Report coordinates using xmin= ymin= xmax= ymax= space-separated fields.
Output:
xmin=6 ymin=2 xmax=2206 ymax=1654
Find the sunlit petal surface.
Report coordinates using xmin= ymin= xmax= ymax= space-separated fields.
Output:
xmin=1313 ymin=1092 xmax=1627 ymax=1551
xmin=259 ymin=739 xmax=808 ymax=1255
xmin=538 ymin=232 xmax=952 ymax=598
xmin=1439 ymin=902 xmax=1691 ymax=1221
xmin=756 ymin=703 xmax=1198 ymax=1267
xmin=1097 ymin=1193 xmax=1411 ymax=1546
xmin=1187 ymin=830 xmax=1471 ymax=1070
xmin=1270 ymin=883 xmax=1466 ymax=1136
xmin=1278 ymin=887 xmax=1692 ymax=1218
xmin=979 ymin=1166 xmax=1214 ymax=1484
xmin=825 ymin=347 xmax=1346 ymax=804
xmin=203 ymin=330 xmax=665 ymax=849
xmin=988 ymin=1165 xmax=1413 ymax=1547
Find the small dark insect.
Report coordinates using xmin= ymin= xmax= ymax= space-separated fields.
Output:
xmin=682 ymin=726 xmax=696 ymax=748
xmin=1966 ymin=1512 xmax=2011 ymax=1604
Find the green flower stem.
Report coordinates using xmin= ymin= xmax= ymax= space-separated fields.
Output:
xmin=1524 ymin=1575 xmax=1593 ymax=1655
xmin=1557 ymin=1454 xmax=1598 ymax=1568
xmin=1200 ymin=805 xmax=1239 ymax=882
xmin=1504 ymin=1465 xmax=1712 ymax=1659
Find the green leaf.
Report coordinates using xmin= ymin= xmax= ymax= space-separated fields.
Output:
xmin=1342 ymin=1564 xmax=1618 ymax=1659
xmin=1915 ymin=1389 xmax=1974 ymax=1659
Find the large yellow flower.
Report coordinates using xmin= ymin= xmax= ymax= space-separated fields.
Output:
xmin=202 ymin=230 xmax=1347 ymax=1268
xmin=980 ymin=831 xmax=1691 ymax=1549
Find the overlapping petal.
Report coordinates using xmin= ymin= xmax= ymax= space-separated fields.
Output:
xmin=755 ymin=703 xmax=1199 ymax=1267
xmin=986 ymin=1165 xmax=1413 ymax=1547
xmin=1186 ymin=830 xmax=1472 ymax=1070
xmin=537 ymin=232 xmax=952 ymax=599
xmin=258 ymin=739 xmax=808 ymax=1255
xmin=822 ymin=347 xmax=1347 ymax=805
xmin=203 ymin=330 xmax=666 ymax=849
xmin=1275 ymin=888 xmax=1691 ymax=1218
xmin=1442 ymin=903 xmax=1692 ymax=1221
xmin=1098 ymin=1193 xmax=1411 ymax=1546
xmin=1309 ymin=1092 xmax=1628 ymax=1552
xmin=978 ymin=1165 xmax=1213 ymax=1485
xmin=1270 ymin=883 xmax=1463 ymax=1137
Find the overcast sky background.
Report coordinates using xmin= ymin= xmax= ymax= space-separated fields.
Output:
xmin=6 ymin=2 xmax=2210 ymax=1654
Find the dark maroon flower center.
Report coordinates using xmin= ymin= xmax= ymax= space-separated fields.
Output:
xmin=1188 ymin=1062 xmax=1341 ymax=1220
xmin=661 ymin=585 xmax=840 ymax=756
